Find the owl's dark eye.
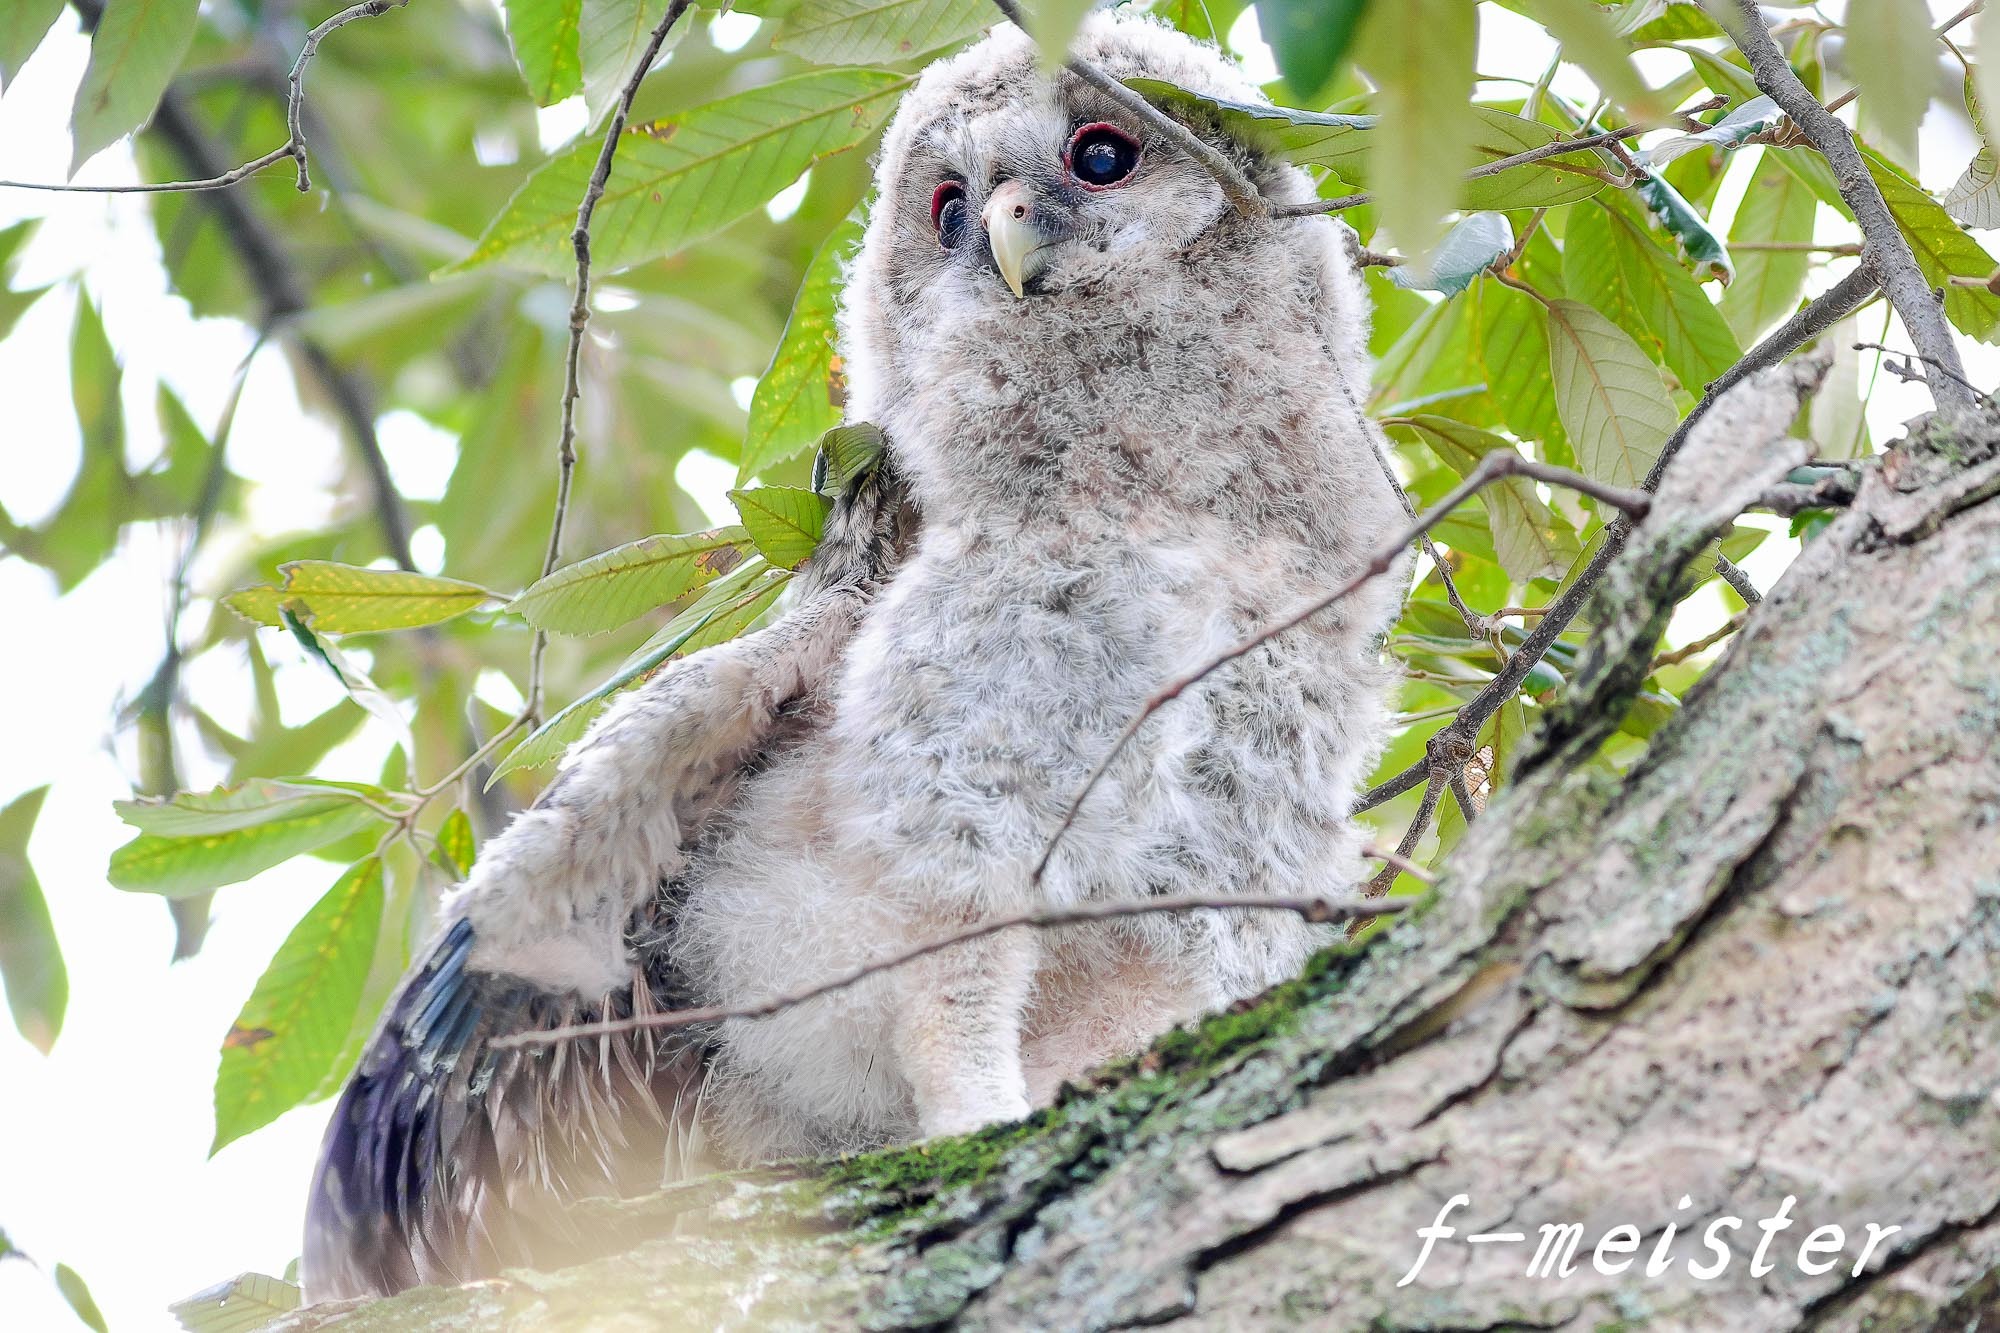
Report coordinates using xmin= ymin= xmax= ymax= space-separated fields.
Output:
xmin=1065 ymin=123 xmax=1140 ymax=189
xmin=931 ymin=180 xmax=970 ymax=248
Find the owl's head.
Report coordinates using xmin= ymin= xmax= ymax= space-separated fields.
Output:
xmin=839 ymin=12 xmax=1342 ymax=427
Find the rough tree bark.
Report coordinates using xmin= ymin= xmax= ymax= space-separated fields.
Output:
xmin=276 ymin=389 xmax=2000 ymax=1332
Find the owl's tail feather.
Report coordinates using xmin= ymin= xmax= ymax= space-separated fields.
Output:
xmin=302 ymin=916 xmax=709 ymax=1302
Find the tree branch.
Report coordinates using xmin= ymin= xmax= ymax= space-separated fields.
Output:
xmin=493 ymin=888 xmax=1410 ymax=1050
xmin=1032 ymin=451 xmax=1653 ymax=884
xmin=1709 ymin=0 xmax=1976 ymax=415
xmin=1358 ymin=264 xmax=1880 ymax=813
xmin=1714 ymin=551 xmax=1762 ymax=604
xmin=0 ymin=0 xmax=409 ymax=195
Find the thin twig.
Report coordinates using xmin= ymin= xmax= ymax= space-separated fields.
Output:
xmin=1712 ymin=0 xmax=1975 ymax=415
xmin=0 ymin=0 xmax=408 ymax=195
xmin=1714 ymin=552 xmax=1762 ymax=604
xmin=1030 ymin=451 xmax=1652 ymax=886
xmin=1651 ymin=613 xmax=1746 ymax=670
xmin=988 ymin=0 xmax=1263 ymax=215
xmin=1357 ymin=264 xmax=1880 ymax=814
xmin=1852 ymin=341 xmax=1998 ymax=408
xmin=493 ymin=890 xmax=1411 ymax=1049
xmin=1363 ymin=773 xmax=1443 ymax=898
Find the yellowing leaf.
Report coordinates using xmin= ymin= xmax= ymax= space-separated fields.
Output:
xmin=68 ymin=0 xmax=200 ymax=173
xmin=508 ymin=527 xmax=752 ymax=634
xmin=211 ymin=859 xmax=384 ymax=1152
xmin=454 ymin=69 xmax=911 ymax=277
xmin=109 ymin=800 xmax=384 ymax=898
xmin=227 ymin=562 xmax=495 ymax=633
xmin=1545 ymin=298 xmax=1676 ymax=490
xmin=1353 ymin=0 xmax=1478 ymax=261
xmin=729 ymin=485 xmax=832 ymax=569
xmin=114 ymin=777 xmax=390 ymax=837
xmin=1865 ymin=149 xmax=2000 ymax=343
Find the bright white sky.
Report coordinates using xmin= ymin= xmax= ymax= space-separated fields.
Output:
xmin=0 ymin=3 xmax=1989 ymax=1329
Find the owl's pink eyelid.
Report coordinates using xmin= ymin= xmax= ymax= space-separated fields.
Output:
xmin=1064 ymin=122 xmax=1141 ymax=189
xmin=930 ymin=180 xmax=964 ymax=230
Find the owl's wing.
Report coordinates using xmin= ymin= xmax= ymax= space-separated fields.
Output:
xmin=302 ymin=463 xmax=915 ymax=1300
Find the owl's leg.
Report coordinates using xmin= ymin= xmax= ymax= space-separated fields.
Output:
xmin=892 ymin=925 xmax=1040 ymax=1138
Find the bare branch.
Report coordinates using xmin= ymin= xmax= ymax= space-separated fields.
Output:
xmin=1714 ymin=552 xmax=1762 ymax=604
xmin=1710 ymin=0 xmax=1976 ymax=415
xmin=0 ymin=0 xmax=408 ymax=195
xmin=1357 ymin=264 xmax=1881 ymax=813
xmin=493 ymin=889 xmax=1410 ymax=1050
xmin=1651 ymin=612 xmax=1746 ymax=670
xmin=1031 ymin=451 xmax=1651 ymax=885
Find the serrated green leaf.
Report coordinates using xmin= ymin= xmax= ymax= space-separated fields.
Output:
xmin=813 ymin=422 xmax=888 ymax=494
xmin=1353 ymin=0 xmax=1478 ymax=260
xmin=1394 ymin=415 xmax=1579 ymax=581
xmin=229 ymin=562 xmax=496 ymax=633
xmin=491 ymin=557 xmax=792 ymax=781
xmin=771 ymin=0 xmax=989 ymax=65
xmin=454 ymin=69 xmax=911 ymax=278
xmin=730 ymin=485 xmax=831 ymax=569
xmin=1254 ymin=0 xmax=1368 ymax=102
xmin=1388 ymin=211 xmax=1511 ymax=296
xmin=68 ymin=0 xmax=201 ymax=173
xmin=1723 ymin=151 xmax=1816 ymax=341
xmin=1523 ymin=0 xmax=1663 ymax=121
xmin=509 ymin=527 xmax=751 ymax=634
xmin=169 ymin=1272 xmax=303 ymax=1333
xmin=0 ymin=786 xmax=64 ymax=1055
xmin=211 ymin=859 xmax=384 ymax=1152
xmin=1865 ymin=148 xmax=2000 ymax=342
xmin=1474 ymin=279 xmax=1566 ymax=458
xmin=1545 ymin=298 xmax=1676 ymax=489
xmin=1458 ymin=106 xmax=1616 ymax=210
xmin=0 ymin=0 xmax=64 ymax=81
xmin=115 ymin=777 xmax=391 ymax=837
xmin=1600 ymin=201 xmax=1742 ymax=391
xmin=1124 ymin=77 xmax=1374 ymax=171
xmin=504 ymin=0 xmax=584 ymax=105
xmin=741 ymin=216 xmax=863 ymax=482
xmin=580 ymin=0 xmax=684 ymax=127
xmin=1845 ymin=0 xmax=1933 ymax=164
xmin=109 ymin=801 xmax=384 ymax=898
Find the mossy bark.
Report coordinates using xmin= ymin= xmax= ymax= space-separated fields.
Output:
xmin=276 ymin=413 xmax=2000 ymax=1332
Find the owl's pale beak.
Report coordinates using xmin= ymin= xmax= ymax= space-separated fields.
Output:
xmin=983 ymin=180 xmax=1047 ymax=298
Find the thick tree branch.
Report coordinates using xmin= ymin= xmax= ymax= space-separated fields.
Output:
xmin=1359 ymin=265 xmax=1880 ymax=813
xmin=1710 ymin=0 xmax=1975 ymax=415
xmin=0 ymin=0 xmax=408 ymax=195
xmin=1035 ymin=451 xmax=1652 ymax=882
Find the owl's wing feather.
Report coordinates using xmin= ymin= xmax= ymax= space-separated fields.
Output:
xmin=303 ymin=464 xmax=915 ymax=1301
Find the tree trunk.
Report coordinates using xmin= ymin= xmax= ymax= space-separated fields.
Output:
xmin=277 ymin=401 xmax=2000 ymax=1332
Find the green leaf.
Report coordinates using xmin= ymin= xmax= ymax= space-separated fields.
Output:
xmin=1722 ymin=151 xmax=1816 ymax=341
xmin=1394 ymin=415 xmax=1580 ymax=581
xmin=0 ymin=786 xmax=65 ymax=1054
xmin=491 ymin=557 xmax=791 ymax=782
xmin=1353 ymin=0 xmax=1478 ymax=260
xmin=0 ymin=282 xmax=48 ymax=345
xmin=507 ymin=526 xmax=752 ymax=634
xmin=109 ymin=800 xmax=384 ymax=898
xmin=282 ymin=609 xmax=417 ymax=756
xmin=114 ymin=777 xmax=390 ymax=837
xmin=1023 ymin=0 xmax=1094 ymax=67
xmin=1545 ymin=298 xmax=1676 ymax=489
xmin=1458 ymin=106 xmax=1616 ymax=210
xmin=434 ymin=808 xmax=475 ymax=880
xmin=454 ymin=69 xmax=911 ymax=278
xmin=1647 ymin=95 xmax=1783 ymax=168
xmin=1600 ymin=201 xmax=1742 ymax=392
xmin=729 ymin=485 xmax=832 ymax=569
xmin=580 ymin=0 xmax=684 ymax=128
xmin=53 ymin=1264 xmax=107 ymax=1333
xmin=813 ymin=421 xmax=888 ymax=494
xmin=68 ymin=0 xmax=201 ymax=173
xmin=504 ymin=0 xmax=584 ymax=105
xmin=1522 ymin=0 xmax=1663 ymax=121
xmin=1474 ymin=279 xmax=1566 ymax=460
xmin=0 ymin=0 xmax=64 ymax=82
xmin=770 ymin=0 xmax=990 ymax=65
xmin=1124 ymin=77 xmax=1374 ymax=172
xmin=741 ymin=216 xmax=864 ymax=482
xmin=211 ymin=859 xmax=384 ymax=1152
xmin=1254 ymin=0 xmax=1368 ymax=102
xmin=1844 ymin=0 xmax=1933 ymax=164
xmin=1865 ymin=148 xmax=2000 ymax=343
xmin=224 ymin=561 xmax=495 ymax=633
xmin=1387 ymin=211 xmax=1511 ymax=296
xmin=168 ymin=1272 xmax=304 ymax=1333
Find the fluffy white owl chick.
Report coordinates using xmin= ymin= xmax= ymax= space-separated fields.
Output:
xmin=303 ymin=11 xmax=1404 ymax=1301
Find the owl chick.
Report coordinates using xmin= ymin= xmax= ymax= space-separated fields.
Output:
xmin=304 ymin=11 xmax=1403 ymax=1300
